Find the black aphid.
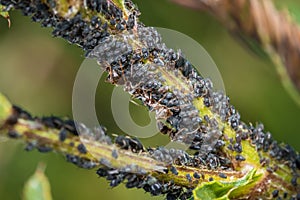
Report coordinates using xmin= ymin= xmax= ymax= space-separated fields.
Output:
xmin=12 ymin=105 xmax=32 ymax=120
xmin=235 ymin=155 xmax=246 ymax=161
xmin=59 ymin=129 xmax=67 ymax=142
xmin=96 ymin=168 xmax=108 ymax=177
xmin=7 ymin=130 xmax=20 ymax=138
xmin=233 ymin=143 xmax=242 ymax=153
xmin=77 ymin=143 xmax=88 ymax=154
xmin=126 ymin=175 xmax=141 ymax=189
xmin=110 ymin=175 xmax=123 ymax=187
xmin=115 ymin=135 xmax=129 ymax=149
xmin=291 ymin=177 xmax=298 ymax=187
xmin=170 ymin=166 xmax=178 ymax=175
xmin=112 ymin=149 xmax=118 ymax=159
xmin=283 ymin=192 xmax=288 ymax=199
xmin=150 ymin=183 xmax=162 ymax=196
xmin=193 ymin=172 xmax=201 ymax=179
xmin=64 ymin=120 xmax=78 ymax=136
xmin=186 ymin=174 xmax=192 ymax=182
xmin=272 ymin=190 xmax=279 ymax=198
xmin=65 ymin=155 xmax=79 ymax=165
xmin=115 ymin=135 xmax=144 ymax=153
xmin=37 ymin=146 xmax=52 ymax=153
xmin=218 ymin=173 xmax=227 ymax=179
xmin=128 ymin=137 xmax=144 ymax=153
xmin=41 ymin=117 xmax=56 ymax=128
xmin=24 ymin=142 xmax=35 ymax=151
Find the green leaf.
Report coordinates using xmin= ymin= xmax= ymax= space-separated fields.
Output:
xmin=23 ymin=163 xmax=53 ymax=200
xmin=0 ymin=5 xmax=11 ymax=27
xmin=191 ymin=169 xmax=260 ymax=200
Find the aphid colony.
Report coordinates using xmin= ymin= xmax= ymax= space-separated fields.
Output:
xmin=1 ymin=0 xmax=229 ymax=159
xmin=88 ymin=27 xmax=227 ymax=155
xmin=1 ymin=0 xmax=300 ymax=198
xmin=3 ymin=104 xmax=196 ymax=199
xmin=0 ymin=0 xmax=139 ymax=52
xmin=89 ymin=21 xmax=300 ymax=197
xmin=96 ymin=166 xmax=193 ymax=199
xmin=4 ymin=103 xmax=235 ymax=199
xmin=4 ymin=105 xmax=98 ymax=168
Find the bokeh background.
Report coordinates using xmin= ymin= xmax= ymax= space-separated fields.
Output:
xmin=0 ymin=0 xmax=300 ymax=199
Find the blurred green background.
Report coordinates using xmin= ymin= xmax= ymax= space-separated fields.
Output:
xmin=0 ymin=0 xmax=300 ymax=199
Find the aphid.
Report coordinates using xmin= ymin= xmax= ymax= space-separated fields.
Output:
xmin=233 ymin=143 xmax=242 ymax=153
xmin=77 ymin=143 xmax=87 ymax=154
xmin=203 ymin=97 xmax=211 ymax=107
xmin=291 ymin=176 xmax=298 ymax=186
xmin=235 ymin=133 xmax=242 ymax=144
xmin=186 ymin=174 xmax=192 ymax=182
xmin=209 ymin=177 xmax=214 ymax=182
xmin=116 ymin=23 xmax=125 ymax=31
xmin=150 ymin=183 xmax=162 ymax=196
xmin=13 ymin=105 xmax=32 ymax=120
xmin=215 ymin=140 xmax=225 ymax=148
xmin=24 ymin=142 xmax=35 ymax=151
xmin=37 ymin=146 xmax=52 ymax=153
xmin=179 ymin=189 xmax=193 ymax=200
xmin=126 ymin=175 xmax=140 ymax=189
xmin=59 ymin=129 xmax=67 ymax=142
xmin=193 ymin=172 xmax=201 ymax=179
xmin=266 ymin=167 xmax=274 ymax=173
xmin=166 ymin=193 xmax=178 ymax=200
xmin=96 ymin=168 xmax=108 ymax=177
xmin=115 ymin=135 xmax=129 ymax=149
xmin=166 ymin=186 xmax=183 ymax=200
xmin=110 ymin=175 xmax=123 ymax=187
xmin=206 ymin=153 xmax=220 ymax=169
xmin=235 ymin=155 xmax=246 ymax=161
xmin=41 ymin=117 xmax=55 ymax=128
xmin=64 ymin=120 xmax=78 ymax=136
xmin=272 ymin=190 xmax=279 ymax=198
xmin=110 ymin=18 xmax=116 ymax=26
xmin=50 ymin=118 xmax=64 ymax=130
xmin=128 ymin=137 xmax=144 ymax=153
xmin=170 ymin=166 xmax=178 ymax=175
xmin=142 ymin=48 xmax=149 ymax=59
xmin=157 ymin=121 xmax=172 ymax=135
xmin=218 ymin=173 xmax=227 ymax=179
xmin=79 ymin=160 xmax=96 ymax=169
xmin=112 ymin=149 xmax=118 ymax=159
xmin=142 ymin=176 xmax=156 ymax=186
xmin=114 ymin=135 xmax=144 ymax=153
xmin=7 ymin=130 xmax=20 ymax=138
xmin=66 ymin=154 xmax=78 ymax=165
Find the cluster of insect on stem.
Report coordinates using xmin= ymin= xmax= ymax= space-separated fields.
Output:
xmin=0 ymin=0 xmax=300 ymax=199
